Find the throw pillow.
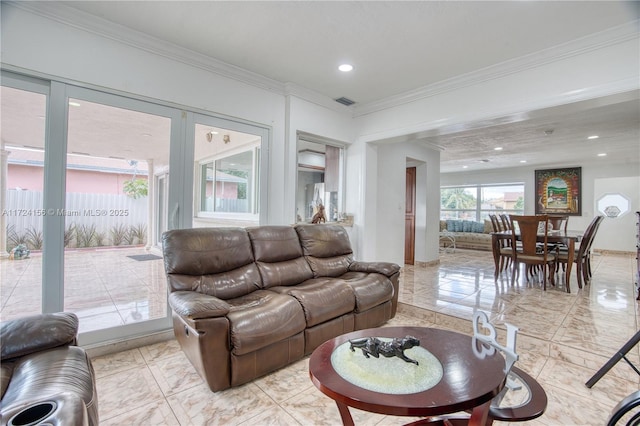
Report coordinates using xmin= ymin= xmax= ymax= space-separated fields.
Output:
xmin=472 ymin=221 xmax=485 ymax=233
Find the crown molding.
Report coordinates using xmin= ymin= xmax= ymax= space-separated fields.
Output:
xmin=7 ymin=1 xmax=286 ymax=95
xmin=8 ymin=2 xmax=638 ymax=119
xmin=284 ymin=83 xmax=353 ymax=114
xmin=354 ymin=20 xmax=640 ymax=117
xmin=357 ymin=78 xmax=639 ymax=144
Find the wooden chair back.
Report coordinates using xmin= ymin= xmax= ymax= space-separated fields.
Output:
xmin=510 ymin=215 xmax=550 ymax=256
xmin=548 ymin=215 xmax=569 ymax=232
xmin=499 ymin=214 xmax=513 ymax=231
xmin=489 ymin=214 xmax=501 ymax=232
xmin=578 ymin=215 xmax=604 ymax=258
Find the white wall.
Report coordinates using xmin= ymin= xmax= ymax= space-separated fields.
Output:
xmin=593 ymin=176 xmax=640 ymax=252
xmin=350 ymin=29 xmax=638 ymax=261
xmin=441 ymin=161 xmax=639 ymax=252
xmin=1 ymin=4 xmax=289 ymax=224
xmin=284 ymin=95 xmax=353 ymax=225
xmin=374 ymin=142 xmax=440 ymax=266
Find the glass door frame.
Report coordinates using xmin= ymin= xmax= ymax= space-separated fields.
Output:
xmin=61 ymin=84 xmax=185 ymax=346
xmin=2 ymin=70 xmax=271 ymax=347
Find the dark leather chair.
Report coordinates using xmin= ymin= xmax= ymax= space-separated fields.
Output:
xmin=0 ymin=312 xmax=98 ymax=426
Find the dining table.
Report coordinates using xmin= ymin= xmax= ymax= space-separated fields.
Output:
xmin=491 ymin=230 xmax=583 ymax=293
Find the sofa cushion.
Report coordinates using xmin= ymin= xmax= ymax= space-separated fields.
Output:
xmin=247 ymin=226 xmax=314 ymax=287
xmin=337 ymin=272 xmax=394 ymax=312
xmin=163 ymin=228 xmax=262 ymax=298
xmin=163 ymin=227 xmax=255 ymax=278
xmin=1 ymin=313 xmax=78 ymax=361
xmin=226 ymin=290 xmax=306 ymax=356
xmin=295 ymin=224 xmax=353 ymax=277
xmin=247 ymin=226 xmax=303 ymax=262
xmin=295 ymin=224 xmax=352 ymax=257
xmin=270 ymin=278 xmax=356 ymax=327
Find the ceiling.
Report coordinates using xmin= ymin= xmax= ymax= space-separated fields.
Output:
xmin=6 ymin=2 xmax=640 ymax=173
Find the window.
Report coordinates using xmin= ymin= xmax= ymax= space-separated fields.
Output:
xmin=296 ymin=133 xmax=345 ymax=223
xmin=200 ymin=146 xmax=260 ymax=220
xmin=194 ymin=121 xmax=262 ymax=225
xmin=199 ymin=149 xmax=259 ymax=214
xmin=441 ymin=183 xmax=524 ymax=221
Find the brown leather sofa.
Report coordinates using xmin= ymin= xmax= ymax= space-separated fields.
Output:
xmin=0 ymin=312 xmax=98 ymax=426
xmin=162 ymin=224 xmax=400 ymax=392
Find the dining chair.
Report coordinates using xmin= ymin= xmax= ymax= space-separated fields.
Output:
xmin=508 ymin=215 xmax=557 ymax=290
xmin=548 ymin=215 xmax=569 ymax=232
xmin=490 ymin=214 xmax=512 ymax=274
xmin=556 ymin=215 xmax=604 ymax=289
xmin=499 ymin=213 xmax=512 ymax=231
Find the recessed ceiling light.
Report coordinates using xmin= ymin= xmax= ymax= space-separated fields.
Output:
xmin=494 ymin=147 xmax=503 ymax=151
xmin=462 ymin=165 xmax=468 ymax=169
xmin=68 ymin=101 xmax=81 ymax=107
xmin=597 ymin=153 xmax=607 ymax=157
xmin=588 ymin=135 xmax=599 ymax=140
xmin=338 ymin=64 xmax=354 ymax=72
xmin=520 ymin=160 xmax=527 ymax=163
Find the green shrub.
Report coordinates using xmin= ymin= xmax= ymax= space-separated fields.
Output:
xmin=25 ymin=227 xmax=43 ymax=250
xmin=110 ymin=224 xmax=128 ymax=246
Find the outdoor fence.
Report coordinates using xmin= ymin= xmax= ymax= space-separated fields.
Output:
xmin=4 ymin=190 xmax=148 ymax=250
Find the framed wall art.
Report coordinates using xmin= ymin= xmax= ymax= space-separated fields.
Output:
xmin=535 ymin=167 xmax=582 ymax=216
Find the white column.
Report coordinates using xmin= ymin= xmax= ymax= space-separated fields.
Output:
xmin=0 ymin=149 xmax=10 ymax=257
xmin=145 ymin=159 xmax=154 ymax=250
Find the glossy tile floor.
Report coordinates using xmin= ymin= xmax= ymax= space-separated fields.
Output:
xmin=88 ymin=248 xmax=639 ymax=425
xmin=0 ymin=247 xmax=168 ymax=332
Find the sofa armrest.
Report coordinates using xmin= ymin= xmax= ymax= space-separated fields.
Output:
xmin=169 ymin=291 xmax=231 ymax=320
xmin=0 ymin=312 xmax=78 ymax=361
xmin=349 ymin=261 xmax=401 ymax=277
xmin=1 ymin=393 xmax=89 ymax=426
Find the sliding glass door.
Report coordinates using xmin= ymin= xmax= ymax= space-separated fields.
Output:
xmin=62 ymin=87 xmax=177 ymax=337
xmin=1 ymin=71 xmax=270 ymax=345
xmin=1 ymin=75 xmax=49 ymax=320
xmin=1 ymin=72 xmax=185 ymax=345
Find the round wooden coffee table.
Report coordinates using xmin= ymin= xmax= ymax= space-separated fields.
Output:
xmin=309 ymin=326 xmax=507 ymax=426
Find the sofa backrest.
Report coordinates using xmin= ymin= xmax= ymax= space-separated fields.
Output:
xmin=247 ymin=226 xmax=314 ymax=288
xmin=162 ymin=228 xmax=262 ymax=299
xmin=294 ymin=224 xmax=353 ymax=277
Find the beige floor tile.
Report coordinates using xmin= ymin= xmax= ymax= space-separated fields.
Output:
xmin=167 ymin=382 xmax=278 ymax=425
xmin=97 ymin=368 xmax=166 ymax=421
xmin=35 ymin=247 xmax=636 ymax=425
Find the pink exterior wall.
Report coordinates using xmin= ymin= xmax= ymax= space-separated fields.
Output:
xmin=7 ymin=164 xmax=145 ymax=194
xmin=216 ymin=182 xmax=238 ymax=199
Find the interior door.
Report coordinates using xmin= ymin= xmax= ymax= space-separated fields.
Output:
xmin=405 ymin=167 xmax=416 ymax=265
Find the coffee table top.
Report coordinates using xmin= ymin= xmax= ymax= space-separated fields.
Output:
xmin=309 ymin=326 xmax=507 ymax=418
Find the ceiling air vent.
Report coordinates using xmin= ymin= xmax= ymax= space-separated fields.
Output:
xmin=335 ymin=97 xmax=355 ymax=106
